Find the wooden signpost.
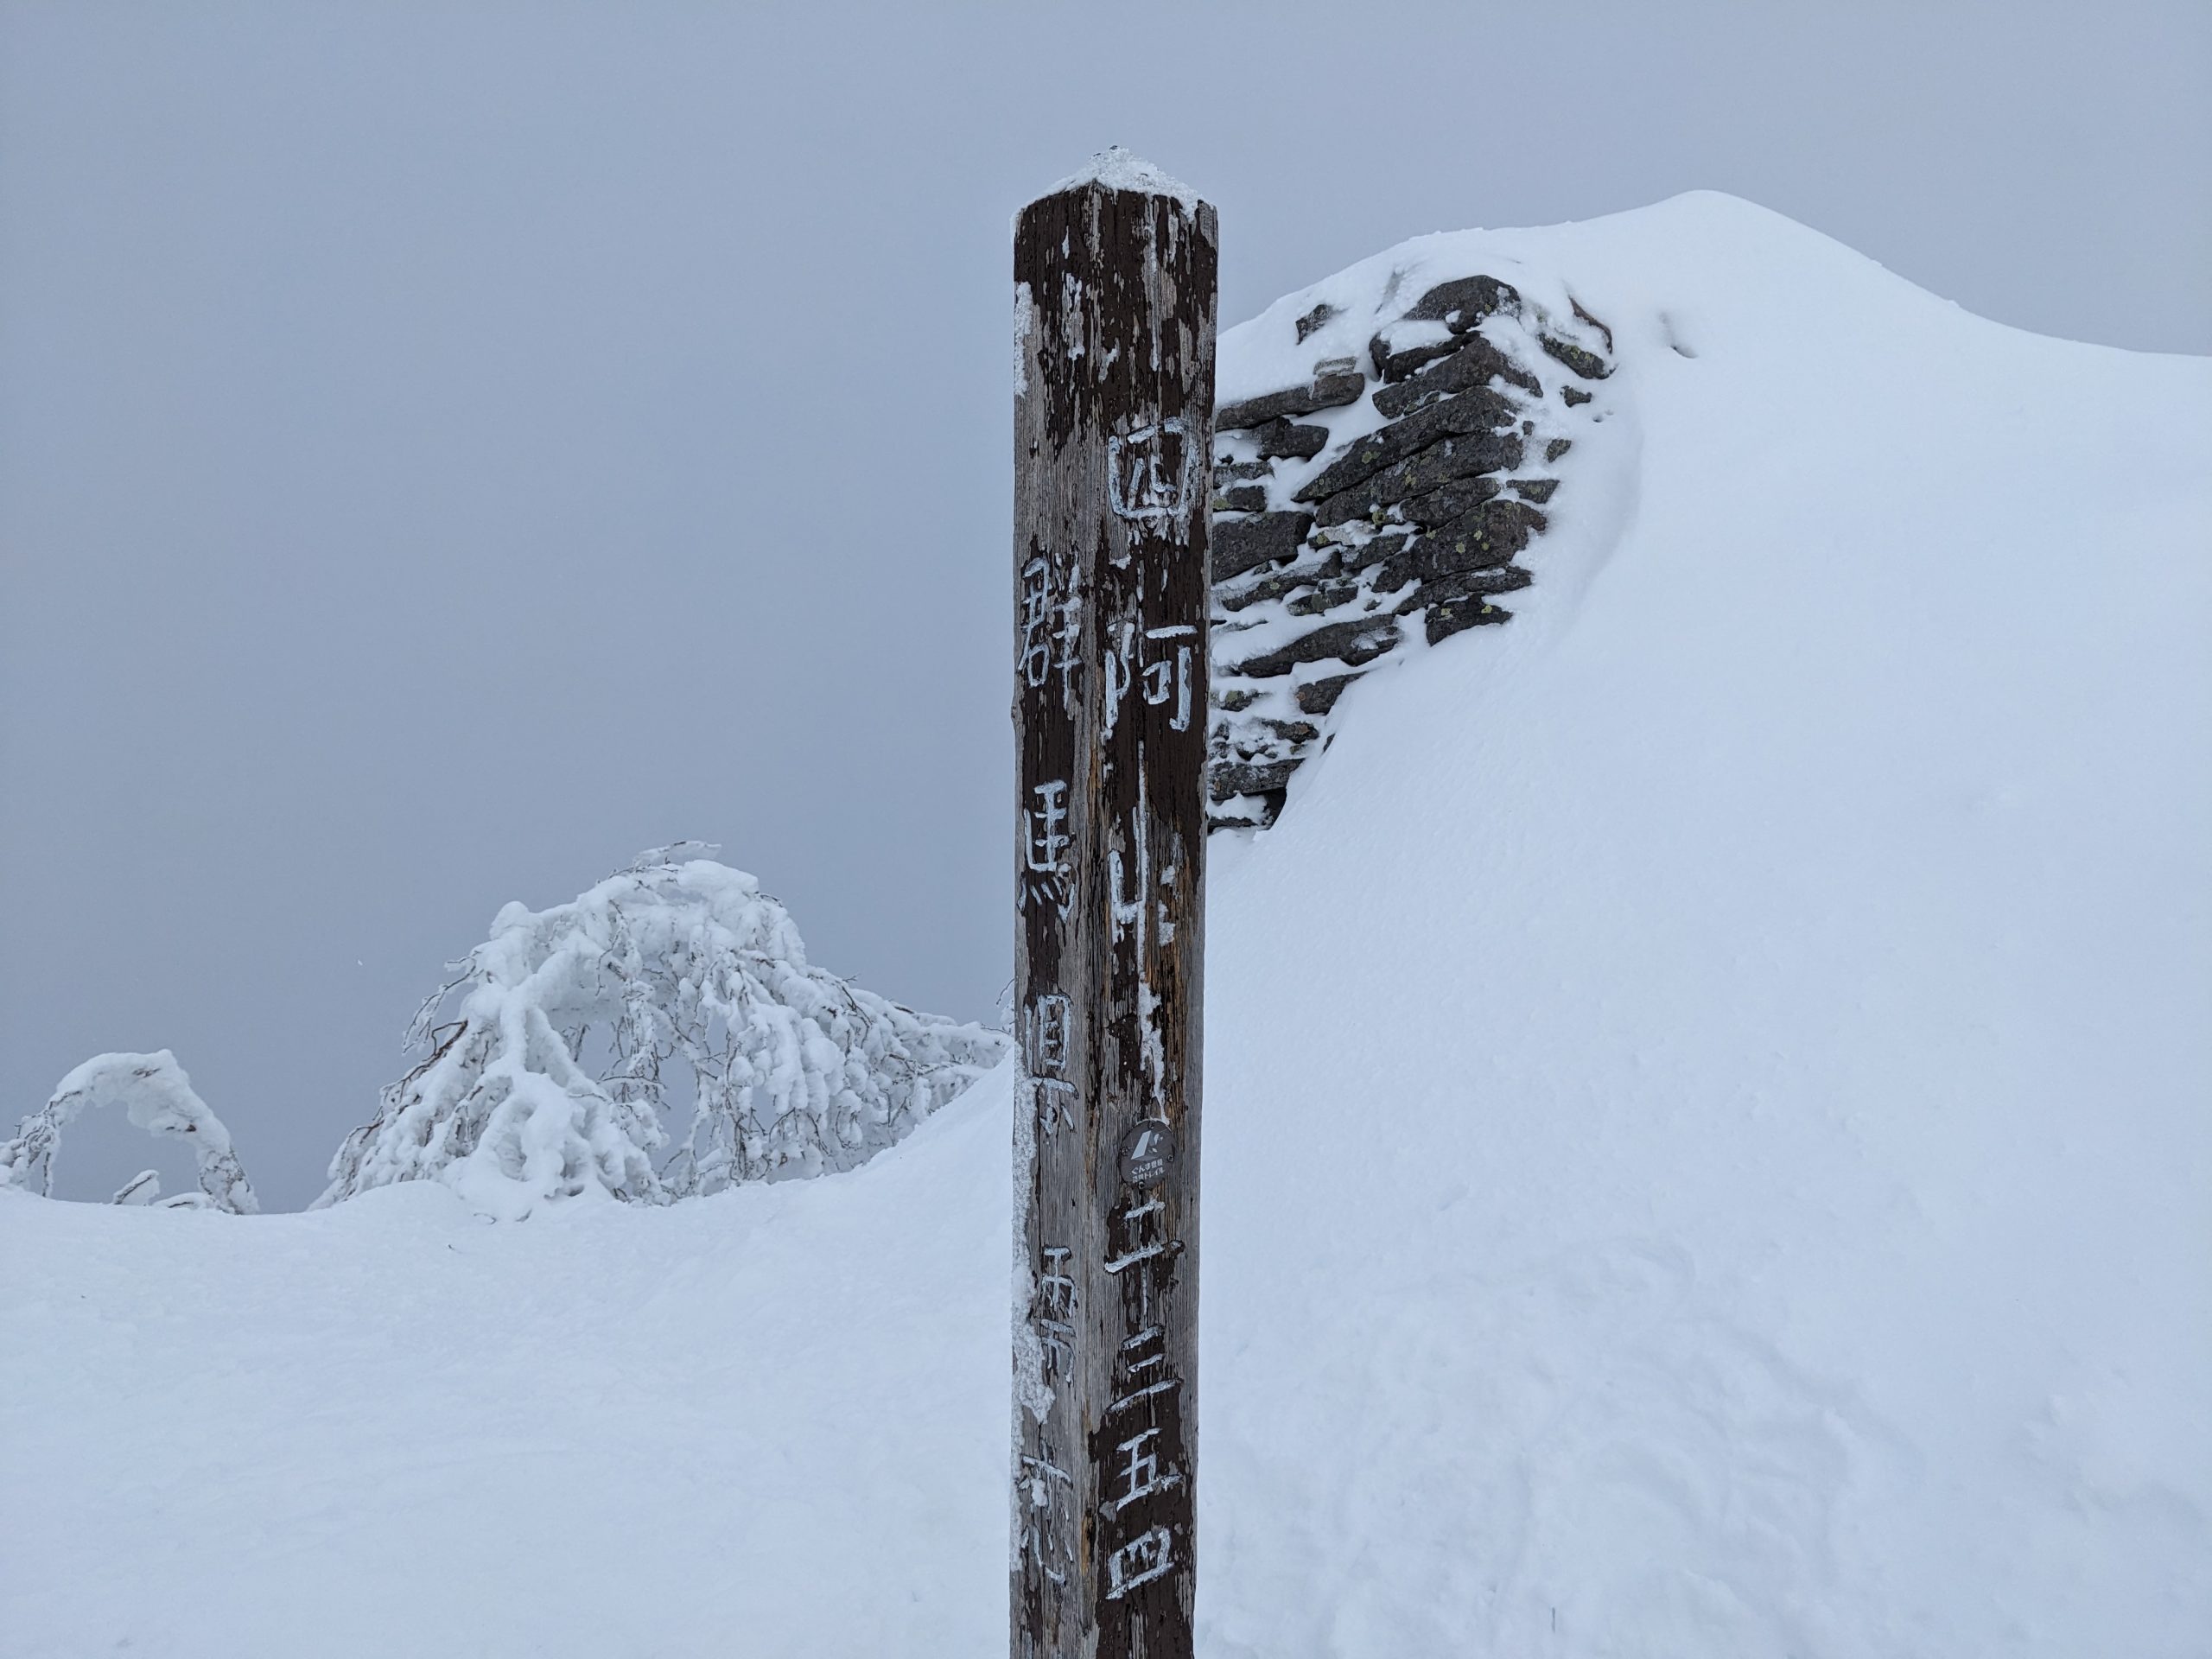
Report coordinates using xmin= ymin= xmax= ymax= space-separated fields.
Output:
xmin=1011 ymin=154 xmax=1217 ymax=1659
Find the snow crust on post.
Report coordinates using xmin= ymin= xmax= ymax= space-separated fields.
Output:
xmin=1047 ymin=146 xmax=1201 ymax=210
xmin=0 ymin=1051 xmax=258 ymax=1214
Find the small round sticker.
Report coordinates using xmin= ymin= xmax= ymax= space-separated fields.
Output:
xmin=1119 ymin=1118 xmax=1177 ymax=1188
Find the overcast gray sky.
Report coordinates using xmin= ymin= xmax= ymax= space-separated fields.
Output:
xmin=4 ymin=0 xmax=2207 ymax=1209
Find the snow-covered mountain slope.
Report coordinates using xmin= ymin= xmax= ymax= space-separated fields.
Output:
xmin=4 ymin=193 xmax=2209 ymax=1657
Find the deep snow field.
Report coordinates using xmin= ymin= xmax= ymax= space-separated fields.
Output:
xmin=4 ymin=194 xmax=2209 ymax=1657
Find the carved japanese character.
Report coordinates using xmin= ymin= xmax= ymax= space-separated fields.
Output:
xmin=1020 ymin=780 xmax=1072 ymax=914
xmin=1108 ymin=1426 xmax=1182 ymax=1515
xmin=1018 ymin=554 xmax=1081 ymax=702
xmin=1105 ymin=1526 xmax=1175 ymax=1599
xmin=1023 ymin=994 xmax=1071 ymax=1076
xmin=1106 ymin=419 xmax=1195 ymax=524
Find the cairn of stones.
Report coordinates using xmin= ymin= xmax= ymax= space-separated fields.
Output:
xmin=1207 ymin=274 xmax=1615 ymax=830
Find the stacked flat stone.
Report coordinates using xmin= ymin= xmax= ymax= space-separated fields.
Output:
xmin=1206 ymin=277 xmax=1615 ymax=830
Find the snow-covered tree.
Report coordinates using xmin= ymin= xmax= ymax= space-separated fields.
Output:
xmin=319 ymin=846 xmax=1007 ymax=1217
xmin=0 ymin=1050 xmax=260 ymax=1214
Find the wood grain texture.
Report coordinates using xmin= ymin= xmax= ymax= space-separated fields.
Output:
xmin=1012 ymin=175 xmax=1216 ymax=1659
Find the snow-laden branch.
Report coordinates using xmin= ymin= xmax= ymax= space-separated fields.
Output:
xmin=0 ymin=1051 xmax=259 ymax=1215
xmin=318 ymin=848 xmax=1008 ymax=1218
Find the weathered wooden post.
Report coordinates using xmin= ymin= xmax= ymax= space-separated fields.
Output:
xmin=1011 ymin=150 xmax=1216 ymax=1659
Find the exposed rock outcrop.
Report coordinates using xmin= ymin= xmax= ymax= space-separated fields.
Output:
xmin=1208 ymin=271 xmax=1614 ymax=830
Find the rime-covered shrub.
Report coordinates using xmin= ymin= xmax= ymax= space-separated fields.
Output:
xmin=319 ymin=847 xmax=1006 ymax=1218
xmin=0 ymin=1050 xmax=259 ymax=1214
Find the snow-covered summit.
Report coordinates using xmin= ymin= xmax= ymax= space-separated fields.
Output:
xmin=3 ymin=194 xmax=2208 ymax=1656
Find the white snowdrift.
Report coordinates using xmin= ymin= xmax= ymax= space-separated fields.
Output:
xmin=3 ymin=193 xmax=2208 ymax=1657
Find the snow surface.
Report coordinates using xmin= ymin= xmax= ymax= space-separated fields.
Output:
xmin=5 ymin=192 xmax=2209 ymax=1656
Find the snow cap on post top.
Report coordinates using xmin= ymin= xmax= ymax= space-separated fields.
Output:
xmin=1045 ymin=146 xmax=1202 ymax=210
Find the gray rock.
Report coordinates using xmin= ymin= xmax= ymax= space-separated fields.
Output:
xmin=1371 ymin=336 xmax=1542 ymax=416
xmin=1294 ymin=674 xmax=1361 ymax=715
xmin=1218 ymin=371 xmax=1364 ymax=433
xmin=1212 ymin=458 xmax=1273 ymax=485
xmin=1312 ymin=428 xmax=1524 ymax=528
xmin=1413 ymin=499 xmax=1547 ymax=578
xmin=1287 ymin=580 xmax=1363 ymax=616
xmin=1295 ymin=386 xmax=1519 ymax=505
xmin=1370 ymin=549 xmax=1417 ymax=594
xmin=1560 ymin=384 xmax=1592 ymax=407
xmin=1423 ymin=592 xmax=1513 ymax=645
xmin=1211 ymin=686 xmax=1261 ymax=712
xmin=1213 ymin=510 xmax=1315 ymax=580
xmin=1258 ymin=717 xmax=1322 ymax=745
xmin=1228 ymin=614 xmax=1404 ymax=678
xmin=1403 ymin=274 xmax=1521 ymax=330
xmin=1219 ymin=556 xmax=1336 ymax=613
xmin=1369 ymin=328 xmax=1463 ymax=384
xmin=1510 ymin=478 xmax=1559 ymax=504
xmin=1209 ymin=758 xmax=1300 ymax=802
xmin=1253 ymin=419 xmax=1330 ymax=461
xmin=1395 ymin=473 xmax=1503 ymax=530
xmin=1544 ymin=437 xmax=1573 ymax=463
xmin=1338 ymin=530 xmax=1408 ymax=572
xmin=1212 ymin=485 xmax=1268 ymax=514
xmin=1295 ymin=303 xmax=1338 ymax=343
xmin=1209 ymin=798 xmax=1282 ymax=830
xmin=1403 ymin=564 xmax=1534 ymax=611
xmin=1540 ymin=334 xmax=1611 ymax=380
